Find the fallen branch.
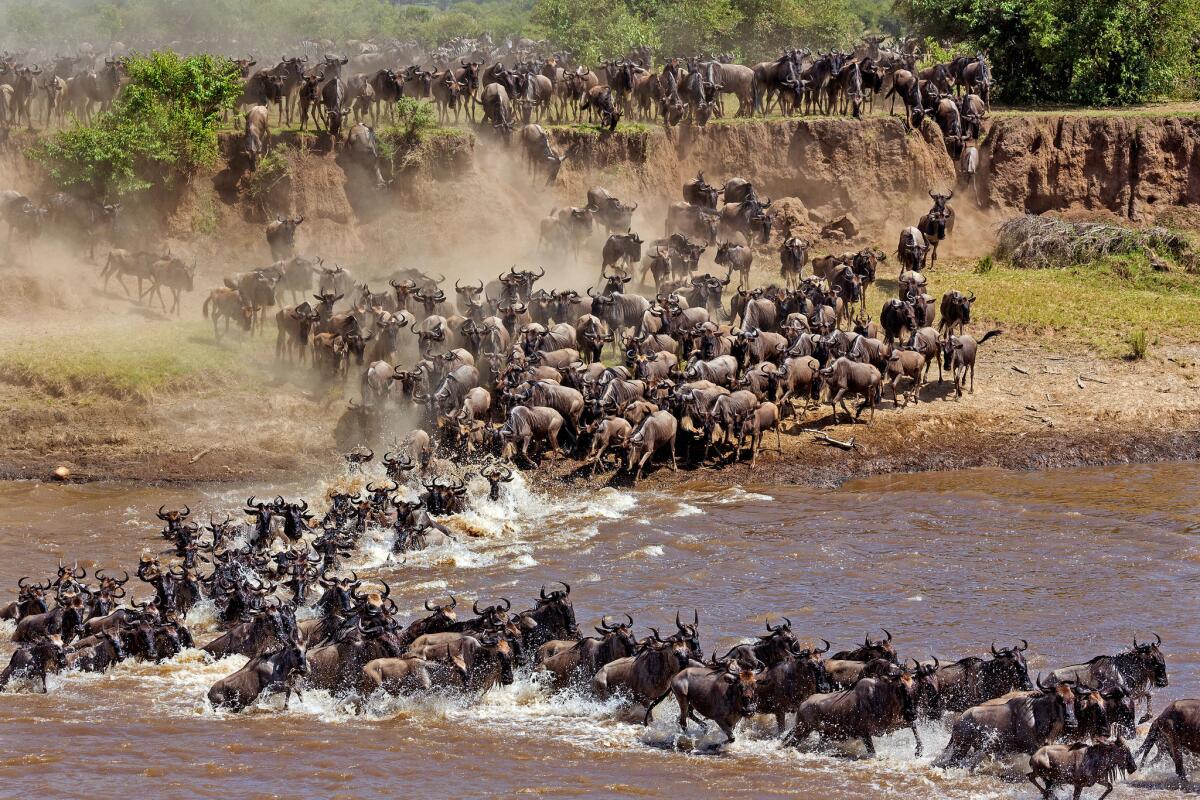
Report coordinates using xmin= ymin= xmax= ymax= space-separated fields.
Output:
xmin=1079 ymin=374 xmax=1109 ymax=384
xmin=189 ymin=448 xmax=213 ymax=464
xmin=812 ymin=431 xmax=858 ymax=450
xmin=1012 ymin=366 xmax=1029 ymax=375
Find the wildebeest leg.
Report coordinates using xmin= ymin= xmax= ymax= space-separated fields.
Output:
xmin=911 ymin=722 xmax=923 ymax=757
xmin=643 ymin=689 xmax=670 ymax=725
xmin=1025 ymin=773 xmax=1050 ymax=799
xmin=861 ymin=734 xmax=876 ymax=755
xmin=1094 ymin=782 xmax=1114 ymax=800
xmin=669 ymin=433 xmax=678 ymax=471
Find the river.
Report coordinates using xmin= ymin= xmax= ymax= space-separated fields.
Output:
xmin=0 ymin=462 xmax=1197 ymax=798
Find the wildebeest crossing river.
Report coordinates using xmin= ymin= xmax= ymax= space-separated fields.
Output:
xmin=0 ymin=463 xmax=1198 ymax=798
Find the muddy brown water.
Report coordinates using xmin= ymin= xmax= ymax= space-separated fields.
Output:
xmin=1 ymin=463 xmax=1198 ymax=798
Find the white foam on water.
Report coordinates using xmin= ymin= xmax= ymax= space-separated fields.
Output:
xmin=673 ymin=503 xmax=703 ymax=517
xmin=622 ymin=545 xmax=664 ymax=560
xmin=715 ymin=488 xmax=774 ymax=504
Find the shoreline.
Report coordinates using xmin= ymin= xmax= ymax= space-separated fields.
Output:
xmin=5 ymin=338 xmax=1197 ymax=489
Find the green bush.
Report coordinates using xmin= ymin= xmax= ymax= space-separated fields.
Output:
xmin=899 ymin=0 xmax=1200 ymax=105
xmin=30 ymin=51 xmax=242 ymax=200
xmin=244 ymin=151 xmax=290 ymax=209
xmin=974 ymin=254 xmax=994 ymax=274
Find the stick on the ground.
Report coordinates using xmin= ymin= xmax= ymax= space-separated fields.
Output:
xmin=812 ymin=431 xmax=858 ymax=450
xmin=1012 ymin=366 xmax=1030 ymax=375
xmin=189 ymin=447 xmax=212 ymax=464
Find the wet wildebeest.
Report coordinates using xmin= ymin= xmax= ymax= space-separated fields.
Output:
xmin=208 ymin=629 xmax=309 ymax=711
xmin=934 ymin=676 xmax=1082 ymax=770
xmin=592 ymin=614 xmax=701 ymax=721
xmin=1138 ymin=699 xmax=1200 ymax=787
xmin=932 ymin=641 xmax=1033 ymax=713
xmin=784 ymin=668 xmax=931 ymax=756
xmin=0 ymin=635 xmax=67 ymax=693
xmin=1050 ymin=634 xmax=1169 ymax=720
xmin=1028 ymin=737 xmax=1137 ymax=800
xmin=670 ymin=661 xmax=760 ymax=745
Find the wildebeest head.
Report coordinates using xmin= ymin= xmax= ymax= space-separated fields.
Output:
xmin=316 ymin=571 xmax=358 ymax=615
xmin=987 ymin=639 xmax=1033 ymax=690
xmin=908 ymin=657 xmax=943 ymax=718
xmin=423 ymin=594 xmax=458 ymax=626
xmin=720 ymin=663 xmax=760 ymax=714
xmin=477 ymin=632 xmax=516 ymax=685
xmin=1037 ymin=673 xmax=1079 ymax=731
xmin=534 ymin=581 xmax=578 ymax=638
xmin=1133 ymin=632 xmax=1168 ymax=687
xmin=674 ymin=609 xmax=702 ymax=660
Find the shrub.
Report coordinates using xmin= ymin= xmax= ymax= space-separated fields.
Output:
xmin=974 ymin=254 xmax=994 ymax=274
xmin=995 ymin=215 xmax=1188 ymax=269
xmin=244 ymin=151 xmax=290 ymax=209
xmin=1127 ymin=328 xmax=1148 ymax=360
xmin=29 ymin=51 xmax=242 ymax=200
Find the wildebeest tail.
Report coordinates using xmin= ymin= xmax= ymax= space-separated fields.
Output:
xmin=978 ymin=329 xmax=1003 ymax=345
xmin=750 ymin=79 xmax=760 ymax=116
xmin=202 ymin=294 xmax=212 ymax=319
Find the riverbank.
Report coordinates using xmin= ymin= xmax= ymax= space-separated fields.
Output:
xmin=3 ymin=258 xmax=1198 ymax=488
xmin=4 ymin=108 xmax=1200 ymax=487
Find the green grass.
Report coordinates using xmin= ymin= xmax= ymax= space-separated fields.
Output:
xmin=0 ymin=321 xmax=257 ymax=400
xmin=863 ymin=255 xmax=1200 ymax=357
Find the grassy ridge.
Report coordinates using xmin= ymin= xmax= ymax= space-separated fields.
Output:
xmin=857 ymin=255 xmax=1200 ymax=356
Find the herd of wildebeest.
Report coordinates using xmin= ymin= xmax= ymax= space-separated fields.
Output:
xmin=0 ymin=488 xmax=1194 ymax=797
xmin=0 ymin=34 xmax=985 ymax=199
xmin=157 ymin=173 xmax=995 ymax=480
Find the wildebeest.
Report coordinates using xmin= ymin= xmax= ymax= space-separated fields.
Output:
xmin=242 ymin=104 xmax=270 ymax=171
xmin=715 ymin=241 xmax=753 ymax=288
xmin=1050 ymin=634 xmax=1169 ymax=720
xmin=937 ymin=290 xmax=975 ymax=335
xmin=933 ymin=641 xmax=1034 ymax=713
xmin=897 ymin=226 xmax=928 ymax=273
xmin=784 ymin=669 xmax=927 ymax=755
xmin=345 ymin=123 xmax=388 ymax=188
xmin=1138 ymin=699 xmax=1200 ymax=786
xmin=941 ymin=330 xmax=1002 ymax=397
xmin=820 ymin=357 xmax=881 ymax=423
xmin=626 ymin=410 xmax=678 ymax=481
xmin=918 ymin=191 xmax=955 ymax=266
xmin=0 ymin=635 xmax=67 ymax=693
xmin=934 ymin=676 xmax=1081 ymax=770
xmin=265 ymin=216 xmax=303 ymax=262
xmin=671 ymin=662 xmax=760 ymax=745
xmin=592 ymin=619 xmax=699 ymax=722
xmin=203 ymin=287 xmax=254 ymax=338
xmin=207 ymin=631 xmax=309 ymax=711
xmin=144 ymin=253 xmax=196 ymax=315
xmin=499 ymin=405 xmax=564 ymax=464
xmin=1028 ymin=738 xmax=1137 ymax=800
xmin=600 ymin=232 xmax=644 ymax=277
xmin=780 ymin=237 xmax=810 ymax=289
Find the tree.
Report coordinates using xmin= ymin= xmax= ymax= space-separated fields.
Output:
xmin=900 ymin=0 xmax=1200 ymax=105
xmin=530 ymin=0 xmax=658 ymax=64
